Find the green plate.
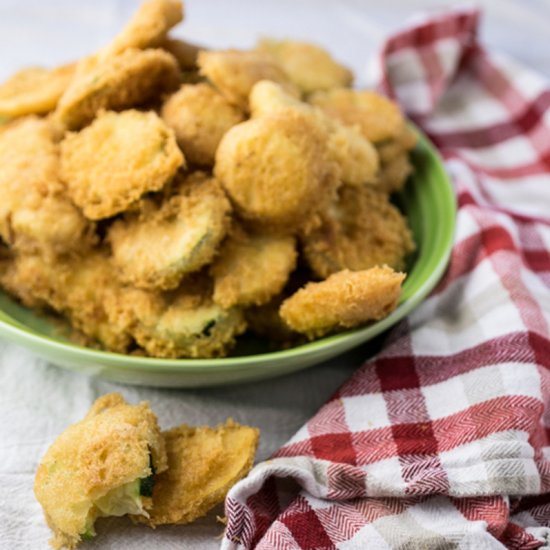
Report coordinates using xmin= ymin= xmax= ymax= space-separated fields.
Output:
xmin=0 ymin=129 xmax=455 ymax=387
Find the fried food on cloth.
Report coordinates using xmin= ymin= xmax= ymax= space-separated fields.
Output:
xmin=136 ymin=419 xmax=259 ymax=526
xmin=309 ymin=88 xmax=406 ymax=143
xmin=211 ymin=226 xmax=297 ymax=308
xmin=215 ymin=108 xmax=339 ymax=231
xmin=0 ymin=117 xmax=95 ymax=257
xmin=54 ymin=48 xmax=181 ymax=132
xmin=256 ymin=38 xmax=353 ymax=94
xmin=0 ymin=63 xmax=75 ymax=118
xmin=198 ymin=49 xmax=297 ymax=110
xmin=109 ymin=173 xmax=232 ymax=290
xmin=280 ymin=266 xmax=405 ymax=338
xmin=302 ymin=185 xmax=415 ymax=279
xmin=60 ymin=109 xmax=184 ymax=219
xmin=34 ymin=393 xmax=167 ymax=550
xmin=161 ymin=83 xmax=244 ymax=166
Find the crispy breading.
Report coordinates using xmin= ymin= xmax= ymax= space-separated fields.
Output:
xmin=301 ymin=186 xmax=415 ymax=279
xmin=60 ymin=109 xmax=184 ymax=219
xmin=161 ymin=83 xmax=244 ymax=165
xmin=377 ymin=125 xmax=418 ymax=164
xmin=109 ymin=173 xmax=232 ymax=290
xmin=211 ymin=227 xmax=297 ymax=308
xmin=280 ymin=266 xmax=405 ymax=338
xmin=161 ymin=37 xmax=203 ymax=71
xmin=376 ymin=152 xmax=414 ymax=194
xmin=245 ymin=295 xmax=299 ymax=344
xmin=215 ymin=109 xmax=339 ymax=231
xmin=34 ymin=393 xmax=167 ymax=550
xmin=198 ymin=49 xmax=297 ymax=110
xmin=0 ymin=63 xmax=75 ymax=118
xmin=137 ymin=419 xmax=259 ymax=526
xmin=310 ymin=88 xmax=405 ymax=143
xmin=54 ymin=48 xmax=181 ymax=131
xmin=0 ymin=117 xmax=96 ymax=257
xmin=257 ymin=38 xmax=353 ymax=94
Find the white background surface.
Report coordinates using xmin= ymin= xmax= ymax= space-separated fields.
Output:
xmin=0 ymin=1 xmax=549 ymax=549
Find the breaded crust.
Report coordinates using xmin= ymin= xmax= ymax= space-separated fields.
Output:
xmin=0 ymin=63 xmax=75 ymax=118
xmin=257 ymin=38 xmax=353 ymax=94
xmin=211 ymin=227 xmax=297 ymax=308
xmin=161 ymin=83 xmax=244 ymax=165
xmin=60 ymin=109 xmax=184 ymax=219
xmin=198 ymin=49 xmax=297 ymax=110
xmin=215 ymin=109 xmax=339 ymax=231
xmin=34 ymin=393 xmax=167 ymax=550
xmin=310 ymin=88 xmax=405 ymax=143
xmin=161 ymin=37 xmax=203 ymax=71
xmin=301 ymin=186 xmax=415 ymax=278
xmin=137 ymin=419 xmax=259 ymax=526
xmin=280 ymin=266 xmax=405 ymax=338
xmin=54 ymin=48 xmax=181 ymax=131
xmin=109 ymin=173 xmax=232 ymax=290
xmin=376 ymin=152 xmax=414 ymax=194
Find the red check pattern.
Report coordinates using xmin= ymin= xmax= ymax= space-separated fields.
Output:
xmin=222 ymin=8 xmax=550 ymax=549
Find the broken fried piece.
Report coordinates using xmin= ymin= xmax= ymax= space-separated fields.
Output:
xmin=257 ymin=38 xmax=353 ymax=94
xmin=109 ymin=173 xmax=232 ymax=290
xmin=60 ymin=109 xmax=184 ymax=219
xmin=280 ymin=266 xmax=405 ymax=338
xmin=34 ymin=393 xmax=167 ymax=550
xmin=137 ymin=419 xmax=259 ymax=526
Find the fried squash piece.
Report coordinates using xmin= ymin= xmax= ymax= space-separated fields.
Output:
xmin=34 ymin=393 xmax=167 ymax=550
xmin=161 ymin=37 xmax=203 ymax=71
xmin=0 ymin=117 xmax=95 ymax=257
xmin=161 ymin=83 xmax=244 ymax=166
xmin=310 ymin=88 xmax=405 ymax=143
xmin=60 ymin=109 xmax=184 ymax=219
xmin=376 ymin=152 xmax=414 ymax=194
xmin=211 ymin=227 xmax=297 ymax=308
xmin=137 ymin=419 xmax=259 ymax=526
xmin=54 ymin=48 xmax=180 ymax=131
xmin=109 ymin=173 xmax=231 ymax=290
xmin=257 ymin=38 xmax=353 ymax=94
xmin=198 ymin=49 xmax=297 ymax=110
xmin=302 ymin=186 xmax=415 ymax=279
xmin=0 ymin=63 xmax=75 ymax=118
xmin=215 ymin=109 xmax=339 ymax=231
xmin=280 ymin=266 xmax=405 ymax=338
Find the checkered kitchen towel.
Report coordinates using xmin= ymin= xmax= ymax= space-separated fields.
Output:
xmin=222 ymin=8 xmax=550 ymax=549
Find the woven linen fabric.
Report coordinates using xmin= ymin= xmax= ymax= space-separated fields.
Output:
xmin=221 ymin=8 xmax=550 ymax=550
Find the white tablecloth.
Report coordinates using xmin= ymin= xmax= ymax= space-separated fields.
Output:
xmin=0 ymin=1 xmax=549 ymax=548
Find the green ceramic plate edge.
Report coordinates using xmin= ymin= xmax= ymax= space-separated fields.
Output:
xmin=0 ymin=128 xmax=456 ymax=387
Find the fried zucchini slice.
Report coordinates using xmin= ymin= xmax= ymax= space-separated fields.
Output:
xmin=34 ymin=393 xmax=167 ymax=550
xmin=257 ymin=38 xmax=353 ymax=94
xmin=0 ymin=63 xmax=75 ymax=118
xmin=280 ymin=266 xmax=405 ymax=338
xmin=161 ymin=83 xmax=244 ymax=165
xmin=109 ymin=174 xmax=231 ymax=290
xmin=54 ymin=48 xmax=180 ymax=131
xmin=301 ymin=186 xmax=415 ymax=278
xmin=211 ymin=227 xmax=297 ymax=308
xmin=60 ymin=109 xmax=184 ymax=219
xmin=137 ymin=419 xmax=259 ymax=526
xmin=161 ymin=37 xmax=203 ymax=71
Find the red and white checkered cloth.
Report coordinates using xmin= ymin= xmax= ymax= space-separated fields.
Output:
xmin=222 ymin=8 xmax=550 ymax=549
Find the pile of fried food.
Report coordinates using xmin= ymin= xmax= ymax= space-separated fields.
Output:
xmin=35 ymin=393 xmax=259 ymax=549
xmin=0 ymin=0 xmax=417 ymax=358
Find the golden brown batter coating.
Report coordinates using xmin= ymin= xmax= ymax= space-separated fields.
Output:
xmin=137 ymin=419 xmax=259 ymax=526
xmin=198 ymin=49 xmax=297 ymax=110
xmin=257 ymin=38 xmax=353 ymax=94
xmin=376 ymin=152 xmax=414 ymax=194
xmin=310 ymin=88 xmax=405 ymax=143
xmin=211 ymin=227 xmax=297 ymax=308
xmin=161 ymin=37 xmax=203 ymax=71
xmin=279 ymin=266 xmax=405 ymax=338
xmin=215 ymin=109 xmax=339 ymax=231
xmin=109 ymin=173 xmax=232 ymax=290
xmin=34 ymin=393 xmax=167 ymax=549
xmin=161 ymin=83 xmax=244 ymax=165
xmin=54 ymin=48 xmax=181 ymax=131
xmin=60 ymin=109 xmax=184 ymax=219
xmin=0 ymin=63 xmax=75 ymax=118
xmin=301 ymin=185 xmax=415 ymax=279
